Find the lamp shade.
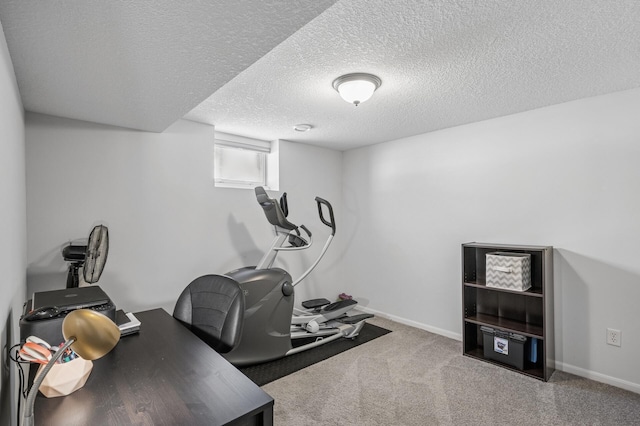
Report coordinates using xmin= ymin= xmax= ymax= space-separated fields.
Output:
xmin=332 ymin=73 xmax=381 ymax=106
xmin=63 ymin=309 xmax=120 ymax=360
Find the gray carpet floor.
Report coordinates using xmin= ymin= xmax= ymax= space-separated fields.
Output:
xmin=262 ymin=316 xmax=640 ymax=425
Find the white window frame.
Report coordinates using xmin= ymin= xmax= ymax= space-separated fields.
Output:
xmin=213 ymin=132 xmax=279 ymax=190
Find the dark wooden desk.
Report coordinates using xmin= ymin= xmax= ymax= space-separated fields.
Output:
xmin=33 ymin=309 xmax=274 ymax=425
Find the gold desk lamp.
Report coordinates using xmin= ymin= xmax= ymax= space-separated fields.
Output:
xmin=22 ymin=309 xmax=120 ymax=426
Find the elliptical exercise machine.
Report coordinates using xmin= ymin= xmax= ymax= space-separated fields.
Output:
xmin=222 ymin=187 xmax=373 ymax=367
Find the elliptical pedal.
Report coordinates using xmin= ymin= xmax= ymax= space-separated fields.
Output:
xmin=302 ymin=298 xmax=331 ymax=310
xmin=336 ymin=313 xmax=374 ymax=325
xmin=322 ymin=299 xmax=357 ymax=312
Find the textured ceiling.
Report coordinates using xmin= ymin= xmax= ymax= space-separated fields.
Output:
xmin=2 ymin=0 xmax=640 ymax=150
xmin=186 ymin=0 xmax=640 ymax=150
xmin=0 ymin=0 xmax=336 ymax=132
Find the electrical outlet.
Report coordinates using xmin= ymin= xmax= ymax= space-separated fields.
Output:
xmin=607 ymin=328 xmax=621 ymax=347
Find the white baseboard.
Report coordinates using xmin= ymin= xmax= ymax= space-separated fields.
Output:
xmin=355 ymin=306 xmax=640 ymax=395
xmin=555 ymin=361 xmax=640 ymax=394
xmin=355 ymin=305 xmax=462 ymax=341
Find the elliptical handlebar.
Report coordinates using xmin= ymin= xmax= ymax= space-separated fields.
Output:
xmin=280 ymin=192 xmax=289 ymax=217
xmin=300 ymin=224 xmax=312 ymax=238
xmin=315 ymin=197 xmax=336 ymax=236
xmin=275 ymin=224 xmax=313 ymax=252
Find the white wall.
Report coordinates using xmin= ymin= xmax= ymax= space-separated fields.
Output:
xmin=25 ymin=114 xmax=343 ymax=315
xmin=342 ymin=88 xmax=640 ymax=392
xmin=0 ymin=20 xmax=26 ymax=426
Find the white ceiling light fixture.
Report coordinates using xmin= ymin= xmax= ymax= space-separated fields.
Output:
xmin=332 ymin=73 xmax=382 ymax=106
xmin=293 ymin=124 xmax=313 ymax=132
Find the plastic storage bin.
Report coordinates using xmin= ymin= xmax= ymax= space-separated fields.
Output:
xmin=481 ymin=326 xmax=528 ymax=370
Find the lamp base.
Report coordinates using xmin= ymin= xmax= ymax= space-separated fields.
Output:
xmin=35 ymin=357 xmax=93 ymax=397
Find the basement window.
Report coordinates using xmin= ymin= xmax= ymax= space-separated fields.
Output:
xmin=213 ymin=132 xmax=279 ymax=190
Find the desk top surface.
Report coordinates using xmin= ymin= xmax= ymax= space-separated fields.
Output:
xmin=35 ymin=308 xmax=273 ymax=425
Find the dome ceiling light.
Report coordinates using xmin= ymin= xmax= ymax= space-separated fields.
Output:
xmin=293 ymin=124 xmax=313 ymax=132
xmin=332 ymin=73 xmax=382 ymax=106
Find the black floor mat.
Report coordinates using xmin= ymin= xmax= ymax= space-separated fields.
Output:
xmin=238 ymin=323 xmax=391 ymax=386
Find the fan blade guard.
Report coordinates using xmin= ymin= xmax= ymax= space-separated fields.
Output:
xmin=83 ymin=225 xmax=109 ymax=284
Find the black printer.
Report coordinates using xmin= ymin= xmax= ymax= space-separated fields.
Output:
xmin=20 ymin=286 xmax=116 ymax=346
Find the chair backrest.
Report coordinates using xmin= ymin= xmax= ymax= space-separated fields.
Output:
xmin=173 ymin=274 xmax=245 ymax=353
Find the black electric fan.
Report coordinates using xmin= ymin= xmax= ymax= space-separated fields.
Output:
xmin=61 ymin=225 xmax=109 ymax=288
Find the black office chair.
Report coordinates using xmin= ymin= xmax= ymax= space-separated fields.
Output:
xmin=173 ymin=274 xmax=245 ymax=354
